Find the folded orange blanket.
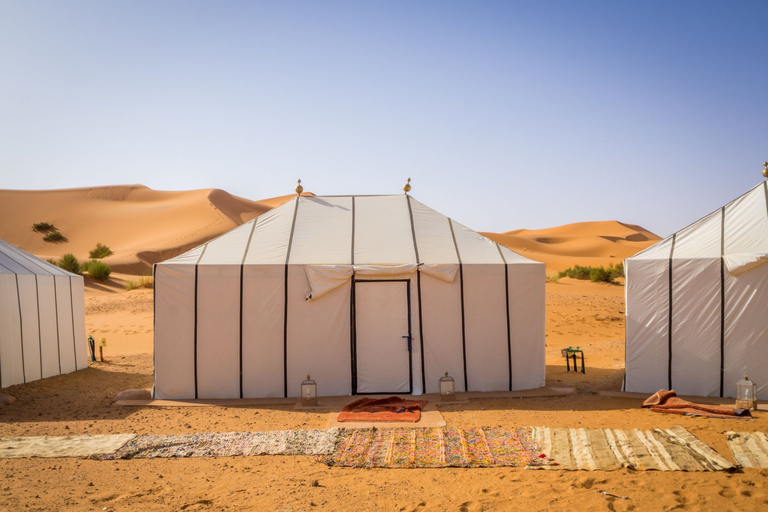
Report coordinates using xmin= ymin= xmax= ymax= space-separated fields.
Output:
xmin=642 ymin=390 xmax=752 ymax=420
xmin=337 ymin=396 xmax=428 ymax=423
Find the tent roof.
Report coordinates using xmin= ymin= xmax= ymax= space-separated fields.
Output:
xmin=161 ymin=194 xmax=540 ymax=266
xmin=0 ymin=239 xmax=75 ymax=276
xmin=630 ymin=181 xmax=768 ymax=263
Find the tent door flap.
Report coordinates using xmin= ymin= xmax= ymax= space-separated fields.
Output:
xmin=353 ymin=280 xmax=412 ymax=394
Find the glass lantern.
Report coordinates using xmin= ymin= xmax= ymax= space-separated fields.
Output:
xmin=735 ymin=375 xmax=757 ymax=411
xmin=301 ymin=375 xmax=317 ymax=406
xmin=439 ymin=372 xmax=455 ymax=402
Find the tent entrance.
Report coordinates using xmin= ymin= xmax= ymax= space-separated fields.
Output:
xmin=352 ymin=279 xmax=412 ymax=394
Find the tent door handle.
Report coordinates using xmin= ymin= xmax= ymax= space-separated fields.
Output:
xmin=402 ymin=335 xmax=411 ymax=351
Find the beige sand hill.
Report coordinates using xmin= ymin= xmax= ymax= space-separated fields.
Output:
xmin=0 ymin=185 xmax=298 ymax=274
xmin=483 ymin=220 xmax=661 ymax=274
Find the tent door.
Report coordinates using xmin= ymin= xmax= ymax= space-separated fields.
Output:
xmin=353 ymin=280 xmax=412 ymax=394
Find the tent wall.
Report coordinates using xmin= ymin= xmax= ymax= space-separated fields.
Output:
xmin=508 ymin=263 xmax=546 ymax=391
xmin=420 ymin=273 xmax=465 ymax=393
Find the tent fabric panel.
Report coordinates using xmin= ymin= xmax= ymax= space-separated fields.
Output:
xmin=462 ymin=264 xmax=509 ymax=391
xmin=507 ymin=263 xmax=546 ymax=391
xmin=629 ymin=236 xmax=675 ymax=261
xmin=70 ymin=276 xmax=87 ymax=371
xmin=0 ymin=239 xmax=69 ymax=276
xmin=0 ymin=248 xmax=36 ymax=274
xmin=196 ymin=265 xmax=241 ymax=399
xmin=16 ymin=275 xmax=42 ymax=383
xmin=353 ymin=196 xmax=415 ymax=265
xmin=36 ymin=275 xmax=61 ymax=379
xmin=197 ymin=221 xmax=254 ymax=265
xmin=624 ymin=258 xmax=671 ymax=394
xmin=0 ymin=274 xmax=24 ymax=388
xmin=723 ymin=263 xmax=768 ymax=399
xmin=241 ymin=265 xmax=285 ymax=398
xmin=498 ymin=244 xmax=539 ymax=265
xmin=419 ymin=274 xmax=465 ymax=393
xmin=54 ymin=276 xmax=77 ymax=375
xmin=286 ymin=265 xmax=352 ymax=397
xmin=243 ymin=200 xmax=295 ymax=265
xmin=451 ymin=220 xmax=504 ymax=265
xmin=289 ymin=196 xmax=353 ymax=265
xmin=670 ymin=258 xmax=721 ymax=397
xmin=673 ymin=209 xmax=722 ymax=259
xmin=167 ymin=245 xmax=206 ymax=265
xmin=153 ymin=265 xmax=197 ymax=399
xmin=409 ymin=198 xmax=459 ymax=265
xmin=724 ymin=183 xmax=768 ymax=256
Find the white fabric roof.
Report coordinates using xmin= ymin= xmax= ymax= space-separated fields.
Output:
xmin=0 ymin=239 xmax=75 ymax=276
xmin=163 ymin=195 xmax=538 ymax=267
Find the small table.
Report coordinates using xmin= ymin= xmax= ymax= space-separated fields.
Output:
xmin=563 ymin=346 xmax=585 ymax=374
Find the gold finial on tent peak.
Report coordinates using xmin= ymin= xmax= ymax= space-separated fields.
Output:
xmin=295 ymin=179 xmax=304 ymax=195
xmin=403 ymin=177 xmax=412 ymax=194
xmin=763 ymin=162 xmax=767 ymax=179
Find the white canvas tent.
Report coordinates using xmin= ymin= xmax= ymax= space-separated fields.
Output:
xmin=625 ymin=181 xmax=768 ymax=398
xmin=153 ymin=194 xmax=545 ymax=399
xmin=0 ymin=240 xmax=87 ymax=388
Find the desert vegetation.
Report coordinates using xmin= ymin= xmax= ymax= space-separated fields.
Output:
xmin=88 ymin=243 xmax=113 ymax=259
xmin=32 ymin=221 xmax=54 ymax=231
xmin=556 ymin=263 xmax=624 ymax=283
xmin=125 ymin=276 xmax=153 ymax=291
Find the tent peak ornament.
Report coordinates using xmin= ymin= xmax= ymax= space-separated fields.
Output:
xmin=295 ymin=179 xmax=304 ymax=195
xmin=403 ymin=178 xmax=412 ymax=194
xmin=763 ymin=162 xmax=767 ymax=179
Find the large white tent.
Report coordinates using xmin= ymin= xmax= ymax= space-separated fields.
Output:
xmin=625 ymin=181 xmax=768 ymax=398
xmin=153 ymin=194 xmax=545 ymax=399
xmin=0 ymin=240 xmax=87 ymax=388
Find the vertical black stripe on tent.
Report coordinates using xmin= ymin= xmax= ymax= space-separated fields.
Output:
xmin=52 ymin=277 xmax=62 ymax=375
xmin=667 ymin=233 xmax=677 ymax=391
xmin=193 ymin=244 xmax=209 ymax=400
xmin=152 ymin=264 xmax=157 ymax=398
xmin=494 ymin=243 xmax=513 ymax=391
xmin=283 ymin=197 xmax=301 ymax=398
xmin=350 ymin=197 xmax=356 ymax=265
xmin=448 ymin=219 xmax=468 ymax=391
xmin=719 ymin=207 xmax=726 ymax=397
xmin=68 ymin=277 xmax=77 ymax=371
xmin=406 ymin=279 xmax=414 ymax=394
xmin=15 ymin=275 xmax=26 ymax=384
xmin=405 ymin=196 xmax=426 ymax=393
xmin=34 ymin=275 xmax=43 ymax=379
xmin=238 ymin=217 xmax=261 ymax=399
xmin=350 ymin=197 xmax=356 ymax=393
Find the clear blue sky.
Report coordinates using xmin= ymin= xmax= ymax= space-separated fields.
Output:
xmin=1 ymin=1 xmax=766 ymax=236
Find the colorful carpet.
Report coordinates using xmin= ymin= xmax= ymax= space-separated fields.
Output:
xmin=317 ymin=427 xmax=549 ymax=468
xmin=336 ymin=396 xmax=428 ymax=423
xmin=725 ymin=431 xmax=768 ymax=468
xmin=99 ymin=429 xmax=340 ymax=460
xmin=533 ymin=425 xmax=734 ymax=471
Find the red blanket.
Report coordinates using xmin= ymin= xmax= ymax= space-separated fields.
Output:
xmin=337 ymin=396 xmax=428 ymax=423
xmin=642 ymin=390 xmax=752 ymax=420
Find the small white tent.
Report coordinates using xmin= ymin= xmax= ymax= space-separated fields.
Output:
xmin=0 ymin=240 xmax=87 ymax=388
xmin=153 ymin=194 xmax=545 ymax=399
xmin=625 ymin=181 xmax=768 ymax=398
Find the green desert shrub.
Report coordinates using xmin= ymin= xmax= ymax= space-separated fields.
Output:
xmin=125 ymin=277 xmax=154 ymax=291
xmin=590 ymin=266 xmax=611 ymax=283
xmin=88 ymin=243 xmax=113 ymax=259
xmin=57 ymin=253 xmax=81 ymax=274
xmin=84 ymin=260 xmax=111 ymax=281
xmin=32 ymin=222 xmax=54 ymax=231
xmin=557 ymin=265 xmax=591 ymax=280
xmin=558 ymin=263 xmax=625 ymax=284
xmin=43 ymin=231 xmax=64 ymax=242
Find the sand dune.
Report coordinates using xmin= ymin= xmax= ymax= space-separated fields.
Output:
xmin=483 ymin=220 xmax=661 ymax=274
xmin=0 ymin=185 xmax=298 ymax=274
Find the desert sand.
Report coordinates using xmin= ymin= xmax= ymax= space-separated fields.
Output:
xmin=0 ymin=186 xmax=766 ymax=511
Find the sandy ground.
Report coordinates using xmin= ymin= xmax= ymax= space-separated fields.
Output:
xmin=1 ymin=278 xmax=767 ymax=511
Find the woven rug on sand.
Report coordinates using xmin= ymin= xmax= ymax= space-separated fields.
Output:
xmin=533 ymin=425 xmax=734 ymax=471
xmin=725 ymin=431 xmax=768 ymax=468
xmin=99 ymin=429 xmax=340 ymax=460
xmin=316 ymin=427 xmax=550 ymax=468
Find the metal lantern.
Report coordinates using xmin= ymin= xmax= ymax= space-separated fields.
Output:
xmin=301 ymin=374 xmax=317 ymax=406
xmin=736 ymin=375 xmax=757 ymax=411
xmin=439 ymin=372 xmax=455 ymax=401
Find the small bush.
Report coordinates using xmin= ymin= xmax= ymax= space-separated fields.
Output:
xmin=85 ymin=260 xmax=111 ymax=281
xmin=590 ymin=266 xmax=611 ymax=283
xmin=43 ymin=231 xmax=64 ymax=242
xmin=558 ymin=263 xmax=625 ymax=284
xmin=33 ymin=222 xmax=54 ymax=231
xmin=57 ymin=253 xmax=81 ymax=274
xmin=125 ymin=277 xmax=153 ymax=291
xmin=613 ymin=262 xmax=625 ymax=278
xmin=557 ymin=265 xmax=592 ymax=280
xmin=89 ymin=243 xmax=113 ymax=259
xmin=547 ymin=274 xmax=560 ymax=283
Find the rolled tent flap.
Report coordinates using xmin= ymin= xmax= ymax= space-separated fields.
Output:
xmin=419 ymin=264 xmax=459 ymax=283
xmin=304 ymin=264 xmax=421 ymax=301
xmin=724 ymin=253 xmax=768 ymax=276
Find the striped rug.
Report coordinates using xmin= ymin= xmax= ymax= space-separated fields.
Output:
xmin=533 ymin=425 xmax=733 ymax=471
xmin=725 ymin=431 xmax=768 ymax=468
